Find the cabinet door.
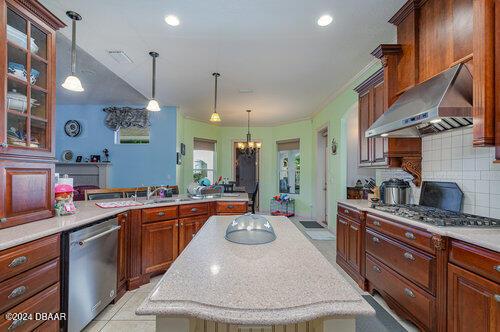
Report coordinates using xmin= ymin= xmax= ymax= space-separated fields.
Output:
xmin=336 ymin=217 xmax=349 ymax=260
xmin=179 ymin=215 xmax=208 ymax=253
xmin=371 ymin=80 xmax=387 ymax=164
xmin=117 ymin=212 xmax=129 ymax=290
xmin=141 ymin=219 xmax=178 ymax=275
xmin=358 ymin=91 xmax=371 ymax=165
xmin=347 ymin=220 xmax=361 ymax=272
xmin=448 ymin=263 xmax=500 ymax=331
xmin=0 ymin=160 xmax=54 ymax=229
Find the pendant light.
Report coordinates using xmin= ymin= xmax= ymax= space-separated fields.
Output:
xmin=238 ymin=110 xmax=261 ymax=157
xmin=146 ymin=52 xmax=161 ymax=112
xmin=61 ymin=11 xmax=84 ymax=92
xmin=209 ymin=73 xmax=221 ymax=122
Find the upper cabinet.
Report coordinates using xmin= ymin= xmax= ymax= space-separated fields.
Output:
xmin=0 ymin=0 xmax=64 ymax=158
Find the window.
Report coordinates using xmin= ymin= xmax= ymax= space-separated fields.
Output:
xmin=115 ymin=126 xmax=150 ymax=144
xmin=193 ymin=138 xmax=216 ymax=184
xmin=277 ymin=139 xmax=300 ymax=194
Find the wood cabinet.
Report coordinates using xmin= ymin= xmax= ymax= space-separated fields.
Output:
xmin=216 ymin=201 xmax=248 ymax=214
xmin=0 ymin=0 xmax=64 ymax=228
xmin=116 ymin=212 xmax=129 ymax=301
xmin=141 ymin=219 xmax=179 ymax=275
xmin=336 ymin=204 xmax=365 ymax=289
xmin=448 ymin=263 xmax=500 ymax=332
xmin=354 ymin=69 xmax=387 ymax=167
xmin=179 ymin=215 xmax=208 ymax=253
xmin=0 ymin=234 xmax=61 ymax=331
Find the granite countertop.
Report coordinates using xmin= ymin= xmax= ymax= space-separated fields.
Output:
xmin=136 ymin=215 xmax=375 ymax=325
xmin=338 ymin=199 xmax=500 ymax=253
xmin=0 ymin=194 xmax=248 ymax=251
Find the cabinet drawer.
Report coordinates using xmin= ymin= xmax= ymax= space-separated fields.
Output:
xmin=0 ymin=259 xmax=59 ymax=313
xmin=337 ymin=204 xmax=361 ymax=221
xmin=366 ymin=229 xmax=436 ymax=294
xmin=33 ymin=319 xmax=59 ymax=332
xmin=366 ymin=213 xmax=434 ymax=254
xmin=449 ymin=240 xmax=500 ymax=284
xmin=366 ymin=254 xmax=435 ymax=331
xmin=0 ymin=235 xmax=60 ymax=283
xmin=0 ymin=282 xmax=60 ymax=332
xmin=179 ymin=203 xmax=209 ymax=218
xmin=142 ymin=206 xmax=178 ymax=223
xmin=216 ymin=201 xmax=247 ymax=214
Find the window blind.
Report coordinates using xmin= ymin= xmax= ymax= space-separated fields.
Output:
xmin=277 ymin=139 xmax=300 ymax=151
xmin=194 ymin=138 xmax=216 ymax=151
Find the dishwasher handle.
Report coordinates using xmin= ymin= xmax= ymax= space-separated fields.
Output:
xmin=77 ymin=225 xmax=121 ymax=246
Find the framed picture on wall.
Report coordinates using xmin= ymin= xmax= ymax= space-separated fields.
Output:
xmin=177 ymin=152 xmax=182 ymax=165
xmin=76 ymin=156 xmax=83 ymax=162
xmin=180 ymin=143 xmax=186 ymax=155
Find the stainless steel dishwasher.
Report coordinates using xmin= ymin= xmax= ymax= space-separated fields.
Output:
xmin=63 ymin=217 xmax=120 ymax=332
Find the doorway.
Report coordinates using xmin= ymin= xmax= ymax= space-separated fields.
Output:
xmin=233 ymin=142 xmax=260 ymax=210
xmin=316 ymin=127 xmax=328 ymax=224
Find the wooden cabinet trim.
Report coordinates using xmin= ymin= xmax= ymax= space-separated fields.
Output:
xmin=449 ymin=240 xmax=500 ymax=284
xmin=142 ymin=206 xmax=178 ymax=223
xmin=215 ymin=201 xmax=248 ymax=214
xmin=179 ymin=203 xmax=209 ymax=218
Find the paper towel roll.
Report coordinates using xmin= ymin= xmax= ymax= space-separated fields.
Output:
xmin=58 ymin=174 xmax=74 ymax=187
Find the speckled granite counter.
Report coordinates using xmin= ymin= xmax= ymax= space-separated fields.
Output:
xmin=0 ymin=194 xmax=248 ymax=251
xmin=338 ymin=199 xmax=500 ymax=253
xmin=136 ymin=215 xmax=374 ymax=326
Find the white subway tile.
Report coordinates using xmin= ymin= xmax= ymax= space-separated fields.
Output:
xmin=432 ymin=150 xmax=441 ymax=161
xmin=480 ymin=171 xmax=491 ymax=180
xmin=475 ymin=147 xmax=492 ymax=158
xmin=463 ymin=158 xmax=475 ymax=171
xmin=490 ymin=181 xmax=500 ymax=195
xmin=441 ymin=148 xmax=452 ymax=161
xmin=491 ymin=172 xmax=500 ymax=181
xmin=451 ymin=135 xmax=463 ymax=148
xmin=422 ymin=140 xmax=432 ymax=152
xmin=441 ymin=159 xmax=452 ymax=171
xmin=462 ymin=180 xmax=475 ymax=192
xmin=463 ymin=192 xmax=475 ymax=205
xmin=452 ymin=161 xmax=463 ymax=171
xmin=451 ymin=128 xmax=464 ymax=136
xmin=476 ymin=158 xmax=491 ymax=171
xmin=451 ymin=147 xmax=462 ymax=159
xmin=475 ymin=206 xmax=490 ymax=218
xmin=422 ymin=161 xmax=432 ymax=172
xmin=463 ymin=127 xmax=473 ymax=135
xmin=476 ymin=193 xmax=490 ymax=207
xmin=432 ymin=160 xmax=441 ymax=172
xmin=462 ymin=145 xmax=475 ymax=158
xmin=422 ymin=171 xmax=434 ymax=179
xmin=463 ymin=133 xmax=473 ymax=146
xmin=432 ymin=137 xmax=442 ymax=150
xmin=442 ymin=137 xmax=452 ymax=149
xmin=463 ymin=204 xmax=475 ymax=214
xmin=489 ymin=195 xmax=500 ymax=208
xmin=490 ymin=163 xmax=500 ymax=171
xmin=463 ymin=171 xmax=480 ymax=180
xmin=489 ymin=208 xmax=500 ymax=219
xmin=476 ymin=180 xmax=490 ymax=194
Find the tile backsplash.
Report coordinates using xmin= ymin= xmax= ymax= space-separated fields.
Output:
xmin=421 ymin=127 xmax=500 ymax=218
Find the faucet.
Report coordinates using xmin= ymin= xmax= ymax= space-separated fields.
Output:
xmin=147 ymin=186 xmax=168 ymax=200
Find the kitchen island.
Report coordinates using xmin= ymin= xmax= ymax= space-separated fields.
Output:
xmin=136 ymin=215 xmax=374 ymax=331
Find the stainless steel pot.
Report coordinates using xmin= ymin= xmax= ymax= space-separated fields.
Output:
xmin=380 ymin=178 xmax=411 ymax=205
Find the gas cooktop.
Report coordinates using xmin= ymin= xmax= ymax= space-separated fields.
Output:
xmin=372 ymin=204 xmax=500 ymax=227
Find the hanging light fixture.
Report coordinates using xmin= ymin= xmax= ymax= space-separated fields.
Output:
xmin=61 ymin=11 xmax=84 ymax=92
xmin=146 ymin=52 xmax=161 ymax=112
xmin=209 ymin=73 xmax=221 ymax=122
xmin=238 ymin=110 xmax=261 ymax=157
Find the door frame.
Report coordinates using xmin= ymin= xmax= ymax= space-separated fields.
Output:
xmin=231 ymin=139 xmax=261 ymax=210
xmin=316 ymin=125 xmax=328 ymax=224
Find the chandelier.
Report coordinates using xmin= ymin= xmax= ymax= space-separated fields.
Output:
xmin=237 ymin=110 xmax=261 ymax=157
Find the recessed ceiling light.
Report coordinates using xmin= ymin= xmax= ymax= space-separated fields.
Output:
xmin=165 ymin=15 xmax=180 ymax=26
xmin=317 ymin=14 xmax=333 ymax=27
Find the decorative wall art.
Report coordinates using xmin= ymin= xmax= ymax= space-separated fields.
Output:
xmin=180 ymin=143 xmax=186 ymax=155
xmin=331 ymin=138 xmax=338 ymax=155
xmin=102 ymin=106 xmax=150 ymax=131
xmin=64 ymin=120 xmax=82 ymax=137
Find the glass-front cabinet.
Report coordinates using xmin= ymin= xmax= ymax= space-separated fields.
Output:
xmin=1 ymin=0 xmax=60 ymax=157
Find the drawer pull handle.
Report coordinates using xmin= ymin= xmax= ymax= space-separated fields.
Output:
xmin=8 ymin=256 xmax=27 ymax=268
xmin=403 ymin=252 xmax=415 ymax=261
xmin=372 ymin=236 xmax=380 ymax=243
xmin=227 ymin=205 xmax=234 ymax=209
xmin=7 ymin=319 xmax=26 ymax=331
xmin=350 ymin=225 xmax=358 ymax=231
xmin=404 ymin=288 xmax=415 ymax=298
xmin=344 ymin=209 xmax=349 ymax=214
xmin=494 ymin=294 xmax=500 ymax=302
xmin=373 ymin=220 xmax=381 ymax=227
xmin=157 ymin=212 xmax=166 ymax=216
xmin=191 ymin=208 xmax=198 ymax=212
xmin=180 ymin=223 xmax=184 ymax=226
xmin=372 ymin=265 xmax=381 ymax=273
xmin=192 ymin=233 xmax=195 ymax=238
xmin=339 ymin=219 xmax=347 ymax=225
xmin=405 ymin=231 xmax=416 ymax=240
xmin=494 ymin=265 xmax=500 ymax=273
xmin=0 ymin=217 xmax=7 ymax=223
xmin=8 ymin=286 xmax=27 ymax=299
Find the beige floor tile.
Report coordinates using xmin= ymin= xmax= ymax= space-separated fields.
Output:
xmin=100 ymin=320 xmax=156 ymax=332
xmin=94 ymin=291 xmax=135 ymax=321
xmin=112 ymin=291 xmax=156 ymax=321
xmin=137 ymin=275 xmax=163 ymax=293
xmin=82 ymin=319 xmax=108 ymax=332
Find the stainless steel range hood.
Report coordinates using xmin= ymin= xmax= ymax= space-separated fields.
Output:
xmin=365 ymin=64 xmax=472 ymax=138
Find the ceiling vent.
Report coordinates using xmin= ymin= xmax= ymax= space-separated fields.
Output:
xmin=107 ymin=50 xmax=133 ymax=64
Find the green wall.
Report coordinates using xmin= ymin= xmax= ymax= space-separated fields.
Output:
xmin=177 ymin=61 xmax=381 ymax=229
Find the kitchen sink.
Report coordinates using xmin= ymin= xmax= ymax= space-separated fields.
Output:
xmin=143 ymin=197 xmax=192 ymax=205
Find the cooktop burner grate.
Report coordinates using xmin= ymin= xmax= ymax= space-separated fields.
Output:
xmin=372 ymin=204 xmax=500 ymax=227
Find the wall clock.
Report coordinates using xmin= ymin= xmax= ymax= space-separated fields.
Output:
xmin=64 ymin=120 xmax=82 ymax=137
xmin=62 ymin=150 xmax=74 ymax=162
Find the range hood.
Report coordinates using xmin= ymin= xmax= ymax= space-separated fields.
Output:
xmin=365 ymin=64 xmax=472 ymax=138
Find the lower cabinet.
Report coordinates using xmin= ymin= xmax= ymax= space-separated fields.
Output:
xmin=336 ymin=217 xmax=348 ymax=260
xmin=116 ymin=212 xmax=129 ymax=301
xmin=141 ymin=219 xmax=179 ymax=275
xmin=347 ymin=220 xmax=361 ymax=272
xmin=447 ymin=263 xmax=500 ymax=331
xmin=179 ymin=215 xmax=207 ymax=253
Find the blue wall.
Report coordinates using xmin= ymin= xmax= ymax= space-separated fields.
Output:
xmin=56 ymin=104 xmax=177 ymax=188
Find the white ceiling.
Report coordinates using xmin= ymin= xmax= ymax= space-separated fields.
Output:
xmin=42 ymin=0 xmax=404 ymax=126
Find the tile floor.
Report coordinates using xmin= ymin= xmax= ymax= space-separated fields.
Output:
xmin=83 ymin=216 xmax=418 ymax=332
